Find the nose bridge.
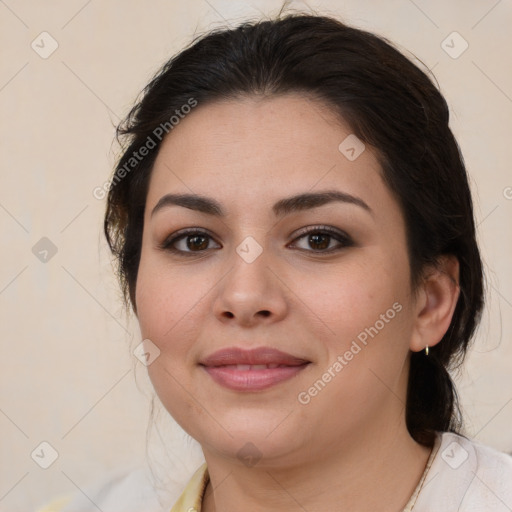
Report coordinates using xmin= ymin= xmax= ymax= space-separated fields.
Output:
xmin=228 ymin=235 xmax=273 ymax=300
xmin=213 ymin=235 xmax=287 ymax=324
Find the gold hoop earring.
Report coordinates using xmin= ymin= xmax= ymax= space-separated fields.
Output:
xmin=425 ymin=345 xmax=429 ymax=356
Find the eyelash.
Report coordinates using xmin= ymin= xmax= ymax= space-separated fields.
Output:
xmin=159 ymin=225 xmax=353 ymax=256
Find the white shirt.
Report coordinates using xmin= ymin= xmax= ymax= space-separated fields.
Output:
xmin=38 ymin=431 xmax=512 ymax=512
xmin=412 ymin=432 xmax=512 ymax=511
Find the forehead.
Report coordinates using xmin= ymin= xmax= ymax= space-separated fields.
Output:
xmin=146 ymin=94 xmax=392 ymax=219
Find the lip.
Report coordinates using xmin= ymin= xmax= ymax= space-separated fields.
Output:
xmin=200 ymin=347 xmax=310 ymax=366
xmin=200 ymin=347 xmax=311 ymax=392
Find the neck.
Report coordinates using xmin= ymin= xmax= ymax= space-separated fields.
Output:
xmin=201 ymin=420 xmax=433 ymax=512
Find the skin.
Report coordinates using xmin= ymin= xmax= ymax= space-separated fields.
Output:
xmin=135 ymin=94 xmax=460 ymax=511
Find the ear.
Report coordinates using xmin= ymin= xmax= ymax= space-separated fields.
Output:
xmin=409 ymin=255 xmax=460 ymax=353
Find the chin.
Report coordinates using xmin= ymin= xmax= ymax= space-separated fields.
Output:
xmin=197 ymin=420 xmax=306 ymax=467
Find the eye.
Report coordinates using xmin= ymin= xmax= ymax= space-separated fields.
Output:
xmin=160 ymin=225 xmax=352 ymax=256
xmin=288 ymin=225 xmax=353 ymax=253
xmin=160 ymin=229 xmax=221 ymax=255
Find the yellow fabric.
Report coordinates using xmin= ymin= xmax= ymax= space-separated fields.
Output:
xmin=402 ymin=434 xmax=441 ymax=511
xmin=36 ymin=439 xmax=437 ymax=512
xmin=170 ymin=462 xmax=209 ymax=512
xmin=171 ymin=438 xmax=441 ymax=512
xmin=36 ymin=464 xmax=210 ymax=512
xmin=36 ymin=494 xmax=73 ymax=512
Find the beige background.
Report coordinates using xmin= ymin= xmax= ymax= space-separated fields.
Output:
xmin=1 ymin=0 xmax=511 ymax=510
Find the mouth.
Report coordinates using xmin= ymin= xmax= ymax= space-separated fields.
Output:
xmin=201 ymin=363 xmax=310 ymax=391
xmin=199 ymin=347 xmax=311 ymax=391
xmin=215 ymin=363 xmax=298 ymax=370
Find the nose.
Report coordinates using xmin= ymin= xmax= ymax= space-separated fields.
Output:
xmin=212 ymin=245 xmax=288 ymax=327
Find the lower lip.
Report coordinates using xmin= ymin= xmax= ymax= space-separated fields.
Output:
xmin=202 ymin=364 xmax=309 ymax=391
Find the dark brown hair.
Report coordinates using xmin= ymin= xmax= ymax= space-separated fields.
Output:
xmin=104 ymin=13 xmax=484 ymax=446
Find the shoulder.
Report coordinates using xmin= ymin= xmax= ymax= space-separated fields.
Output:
xmin=452 ymin=431 xmax=512 ymax=467
xmin=415 ymin=431 xmax=512 ymax=512
xmin=444 ymin=431 xmax=512 ymax=482
xmin=37 ymin=464 xmax=186 ymax=512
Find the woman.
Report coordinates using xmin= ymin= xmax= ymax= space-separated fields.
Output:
xmin=39 ymin=12 xmax=512 ymax=512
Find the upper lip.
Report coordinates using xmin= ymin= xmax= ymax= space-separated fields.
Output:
xmin=200 ymin=347 xmax=310 ymax=367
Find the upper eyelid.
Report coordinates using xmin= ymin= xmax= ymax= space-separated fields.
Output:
xmin=292 ymin=225 xmax=350 ymax=238
xmin=164 ymin=225 xmax=348 ymax=240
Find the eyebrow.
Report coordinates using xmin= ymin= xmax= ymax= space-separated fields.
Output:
xmin=150 ymin=190 xmax=373 ymax=218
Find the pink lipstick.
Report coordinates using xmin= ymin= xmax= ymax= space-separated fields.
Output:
xmin=200 ymin=347 xmax=310 ymax=391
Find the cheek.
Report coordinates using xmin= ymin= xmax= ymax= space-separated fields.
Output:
xmin=135 ymin=251 xmax=221 ymax=381
xmin=135 ymin=258 xmax=204 ymax=425
xmin=135 ymin=253 xmax=195 ymax=348
xmin=307 ymin=258 xmax=407 ymax=339
xmin=308 ymin=254 xmax=413 ymax=402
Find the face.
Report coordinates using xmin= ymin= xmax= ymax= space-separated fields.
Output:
xmin=135 ymin=94 xmax=418 ymax=466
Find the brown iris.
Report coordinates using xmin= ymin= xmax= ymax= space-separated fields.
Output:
xmin=308 ymin=233 xmax=330 ymax=250
xmin=187 ymin=234 xmax=209 ymax=251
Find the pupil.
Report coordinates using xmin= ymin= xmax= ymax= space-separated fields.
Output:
xmin=310 ymin=234 xmax=329 ymax=250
